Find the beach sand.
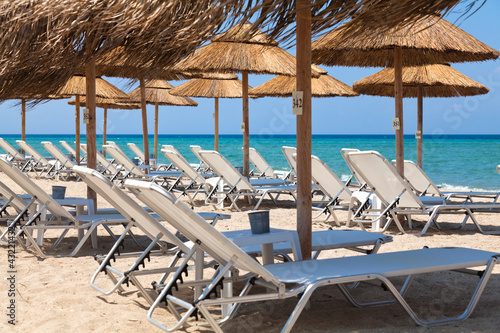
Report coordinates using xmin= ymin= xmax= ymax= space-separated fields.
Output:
xmin=1 ymin=174 xmax=499 ymax=332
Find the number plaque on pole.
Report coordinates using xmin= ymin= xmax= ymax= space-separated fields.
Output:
xmin=292 ymin=91 xmax=303 ymax=115
xmin=392 ymin=117 xmax=400 ymax=130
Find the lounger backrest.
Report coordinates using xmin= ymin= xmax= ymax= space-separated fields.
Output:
xmin=104 ymin=141 xmax=126 ymax=156
xmin=42 ymin=141 xmax=76 ymax=168
xmin=125 ymin=179 xmax=280 ymax=285
xmin=340 ymin=148 xmax=366 ymax=185
xmin=0 ymin=181 xmax=27 ymax=212
xmin=0 ymin=158 xmax=75 ymax=220
xmin=16 ymin=140 xmax=49 ymax=165
xmin=73 ymin=166 xmax=189 ymax=253
xmin=248 ymin=147 xmax=274 ymax=178
xmin=346 ymin=151 xmax=425 ymax=209
xmin=400 ymin=160 xmax=442 ymax=196
xmin=162 ymin=145 xmax=181 ymax=156
xmin=81 ymin=144 xmax=119 ymax=174
xmin=189 ymin=145 xmax=204 ymax=163
xmin=0 ymin=138 xmax=25 ymax=161
xmin=311 ymin=155 xmax=352 ymax=201
xmin=59 ymin=141 xmax=77 ymax=156
xmin=103 ymin=145 xmax=146 ymax=178
xmin=199 ymin=150 xmax=253 ymax=191
xmin=161 ymin=149 xmax=205 ymax=184
xmin=281 ymin=146 xmax=297 ymax=174
xmin=127 ymin=143 xmax=145 ymax=161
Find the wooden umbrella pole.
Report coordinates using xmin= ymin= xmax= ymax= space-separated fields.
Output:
xmin=242 ymin=71 xmax=249 ymax=178
xmin=154 ymin=102 xmax=159 ymax=160
xmin=296 ymin=0 xmax=312 ymax=260
xmin=394 ymin=47 xmax=404 ymax=178
xmin=85 ymin=56 xmax=97 ymax=212
xmin=103 ymin=107 xmax=107 ymax=157
xmin=417 ymin=85 xmax=423 ymax=168
xmin=75 ymin=95 xmax=81 ymax=164
xmin=214 ymin=97 xmax=219 ymax=151
xmin=21 ymin=98 xmax=26 ymax=154
xmin=140 ymin=78 xmax=150 ymax=166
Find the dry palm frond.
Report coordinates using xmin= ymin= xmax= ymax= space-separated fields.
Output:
xmin=55 ymin=75 xmax=128 ymax=99
xmin=353 ymin=63 xmax=489 ymax=98
xmin=128 ymin=80 xmax=197 ymax=106
xmin=0 ymin=0 xmax=230 ymax=98
xmin=312 ymin=15 xmax=499 ymax=67
xmin=170 ymin=74 xmax=245 ymax=98
xmin=226 ymin=0 xmax=483 ymax=43
xmin=251 ymin=72 xmax=358 ymax=98
xmin=68 ymin=96 xmax=140 ymax=110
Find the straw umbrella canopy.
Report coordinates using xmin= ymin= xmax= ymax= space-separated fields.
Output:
xmin=353 ymin=63 xmax=489 ymax=167
xmin=68 ymin=96 xmax=140 ymax=156
xmin=251 ymin=66 xmax=358 ymax=97
xmin=55 ymin=75 xmax=129 ymax=163
xmin=175 ymin=21 xmax=307 ymax=178
xmin=128 ymin=80 xmax=198 ymax=160
xmin=312 ymin=15 xmax=499 ymax=177
xmin=170 ymin=73 xmax=247 ymax=151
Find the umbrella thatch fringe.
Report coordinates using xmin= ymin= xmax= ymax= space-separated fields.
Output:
xmin=68 ymin=96 xmax=140 ymax=110
xmin=312 ymin=15 xmax=499 ymax=67
xmin=170 ymin=75 xmax=247 ymax=98
xmin=128 ymin=80 xmax=197 ymax=106
xmin=353 ymin=63 xmax=489 ymax=98
xmin=56 ymin=75 xmax=128 ymax=99
xmin=251 ymin=73 xmax=358 ymax=98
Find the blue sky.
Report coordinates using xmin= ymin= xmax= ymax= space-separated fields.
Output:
xmin=1 ymin=2 xmax=499 ymax=136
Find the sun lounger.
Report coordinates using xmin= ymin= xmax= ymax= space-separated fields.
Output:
xmin=125 ymin=180 xmax=499 ymax=332
xmin=199 ymin=150 xmax=296 ymax=211
xmin=398 ymin=159 xmax=500 ymax=203
xmin=72 ymin=165 xmax=230 ymax=304
xmin=103 ymin=144 xmax=182 ymax=185
xmin=162 ymin=144 xmax=202 ymax=171
xmin=0 ymin=137 xmax=29 ymax=169
xmin=310 ymin=154 xmax=356 ymax=225
xmin=59 ymin=140 xmax=85 ymax=163
xmin=346 ymin=150 xmax=500 ymax=236
xmin=161 ymin=148 xmax=215 ymax=203
xmin=340 ymin=148 xmax=366 ymax=188
xmin=80 ymin=143 xmax=120 ymax=176
xmin=0 ymin=157 xmax=134 ymax=257
xmin=281 ymin=146 xmax=297 ymax=180
xmin=248 ymin=147 xmax=277 ymax=178
xmin=127 ymin=142 xmax=146 ymax=163
xmin=189 ymin=145 xmax=211 ymax=172
xmin=15 ymin=140 xmax=56 ymax=177
xmin=41 ymin=141 xmax=78 ymax=181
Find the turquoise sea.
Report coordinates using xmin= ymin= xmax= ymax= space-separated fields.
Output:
xmin=2 ymin=134 xmax=500 ymax=191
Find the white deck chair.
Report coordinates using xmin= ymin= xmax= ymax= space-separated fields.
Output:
xmin=281 ymin=146 xmax=297 ymax=180
xmin=248 ymin=147 xmax=276 ymax=178
xmin=73 ymin=165 xmax=191 ymax=304
xmin=199 ymin=150 xmax=296 ymax=211
xmin=0 ymin=157 xmax=133 ymax=257
xmin=340 ymin=148 xmax=366 ymax=188
xmin=127 ymin=142 xmax=146 ymax=163
xmin=59 ymin=140 xmax=85 ymax=163
xmin=162 ymin=144 xmax=200 ymax=170
xmin=0 ymin=137 xmax=29 ymax=169
xmin=80 ymin=143 xmax=120 ymax=176
xmin=16 ymin=140 xmax=56 ymax=177
xmin=103 ymin=145 xmax=181 ymax=185
xmin=125 ymin=180 xmax=499 ymax=332
xmin=398 ymin=160 xmax=500 ymax=203
xmin=41 ymin=141 xmax=78 ymax=180
xmin=310 ymin=155 xmax=355 ymax=225
xmin=346 ymin=150 xmax=500 ymax=236
xmin=161 ymin=149 xmax=215 ymax=203
xmin=0 ymin=181 xmax=32 ymax=243
xmin=189 ymin=145 xmax=210 ymax=172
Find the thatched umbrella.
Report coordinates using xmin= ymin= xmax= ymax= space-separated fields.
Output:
xmin=128 ymin=80 xmax=198 ymax=160
xmin=251 ymin=65 xmax=358 ymax=97
xmin=56 ymin=75 xmax=129 ymax=163
xmin=170 ymin=73 xmax=247 ymax=151
xmin=175 ymin=21 xmax=303 ymax=178
xmin=353 ymin=63 xmax=489 ymax=167
xmin=312 ymin=14 xmax=499 ymax=177
xmin=68 ymin=96 xmax=141 ymax=156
